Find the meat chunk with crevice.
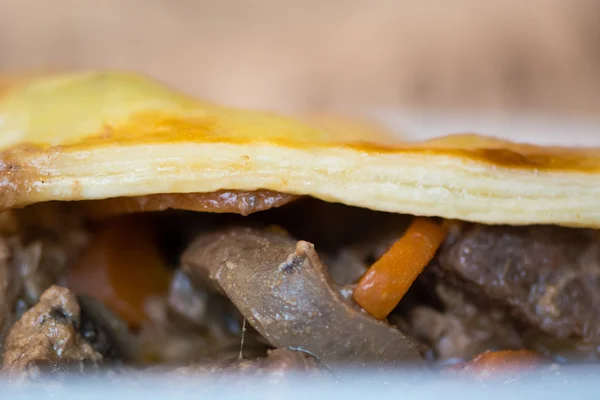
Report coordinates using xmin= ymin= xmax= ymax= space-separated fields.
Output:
xmin=1 ymin=286 xmax=102 ymax=381
xmin=433 ymin=225 xmax=600 ymax=341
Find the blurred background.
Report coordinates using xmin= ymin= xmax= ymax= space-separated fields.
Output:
xmin=1 ymin=0 xmax=600 ymax=144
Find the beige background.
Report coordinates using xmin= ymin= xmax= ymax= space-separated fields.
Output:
xmin=1 ymin=0 xmax=599 ymax=116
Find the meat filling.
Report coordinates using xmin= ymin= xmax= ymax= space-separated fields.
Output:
xmin=432 ymin=224 xmax=600 ymax=342
xmin=0 ymin=199 xmax=599 ymax=382
xmin=2 ymin=286 xmax=102 ymax=381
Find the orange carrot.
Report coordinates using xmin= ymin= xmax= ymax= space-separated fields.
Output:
xmin=353 ymin=217 xmax=445 ymax=319
xmin=449 ymin=350 xmax=542 ymax=377
xmin=67 ymin=216 xmax=171 ymax=328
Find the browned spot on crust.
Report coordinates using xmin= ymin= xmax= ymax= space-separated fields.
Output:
xmin=0 ymin=149 xmax=45 ymax=211
xmin=76 ymin=190 xmax=299 ymax=219
xmin=470 ymin=147 xmax=592 ymax=170
xmin=477 ymin=148 xmax=541 ymax=168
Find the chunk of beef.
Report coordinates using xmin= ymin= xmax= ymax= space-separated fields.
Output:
xmin=520 ymin=329 xmax=600 ymax=362
xmin=0 ymin=206 xmax=90 ymax=353
xmin=434 ymin=225 xmax=600 ymax=340
xmin=406 ymin=283 xmax=523 ymax=361
xmin=1 ymin=286 xmax=101 ymax=381
xmin=182 ymin=227 xmax=422 ymax=371
xmin=0 ymin=235 xmax=71 ymax=350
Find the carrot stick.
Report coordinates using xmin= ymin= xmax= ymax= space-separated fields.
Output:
xmin=353 ymin=217 xmax=445 ymax=319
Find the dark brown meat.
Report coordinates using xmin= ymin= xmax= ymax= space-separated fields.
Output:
xmin=0 ymin=235 xmax=74 ymax=350
xmin=0 ymin=205 xmax=90 ymax=354
xmin=182 ymin=227 xmax=422 ymax=370
xmin=434 ymin=225 xmax=600 ymax=340
xmin=521 ymin=330 xmax=600 ymax=362
xmin=406 ymin=283 xmax=523 ymax=361
xmin=1 ymin=286 xmax=101 ymax=381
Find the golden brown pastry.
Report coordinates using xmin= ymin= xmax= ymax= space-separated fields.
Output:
xmin=0 ymin=71 xmax=598 ymax=227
